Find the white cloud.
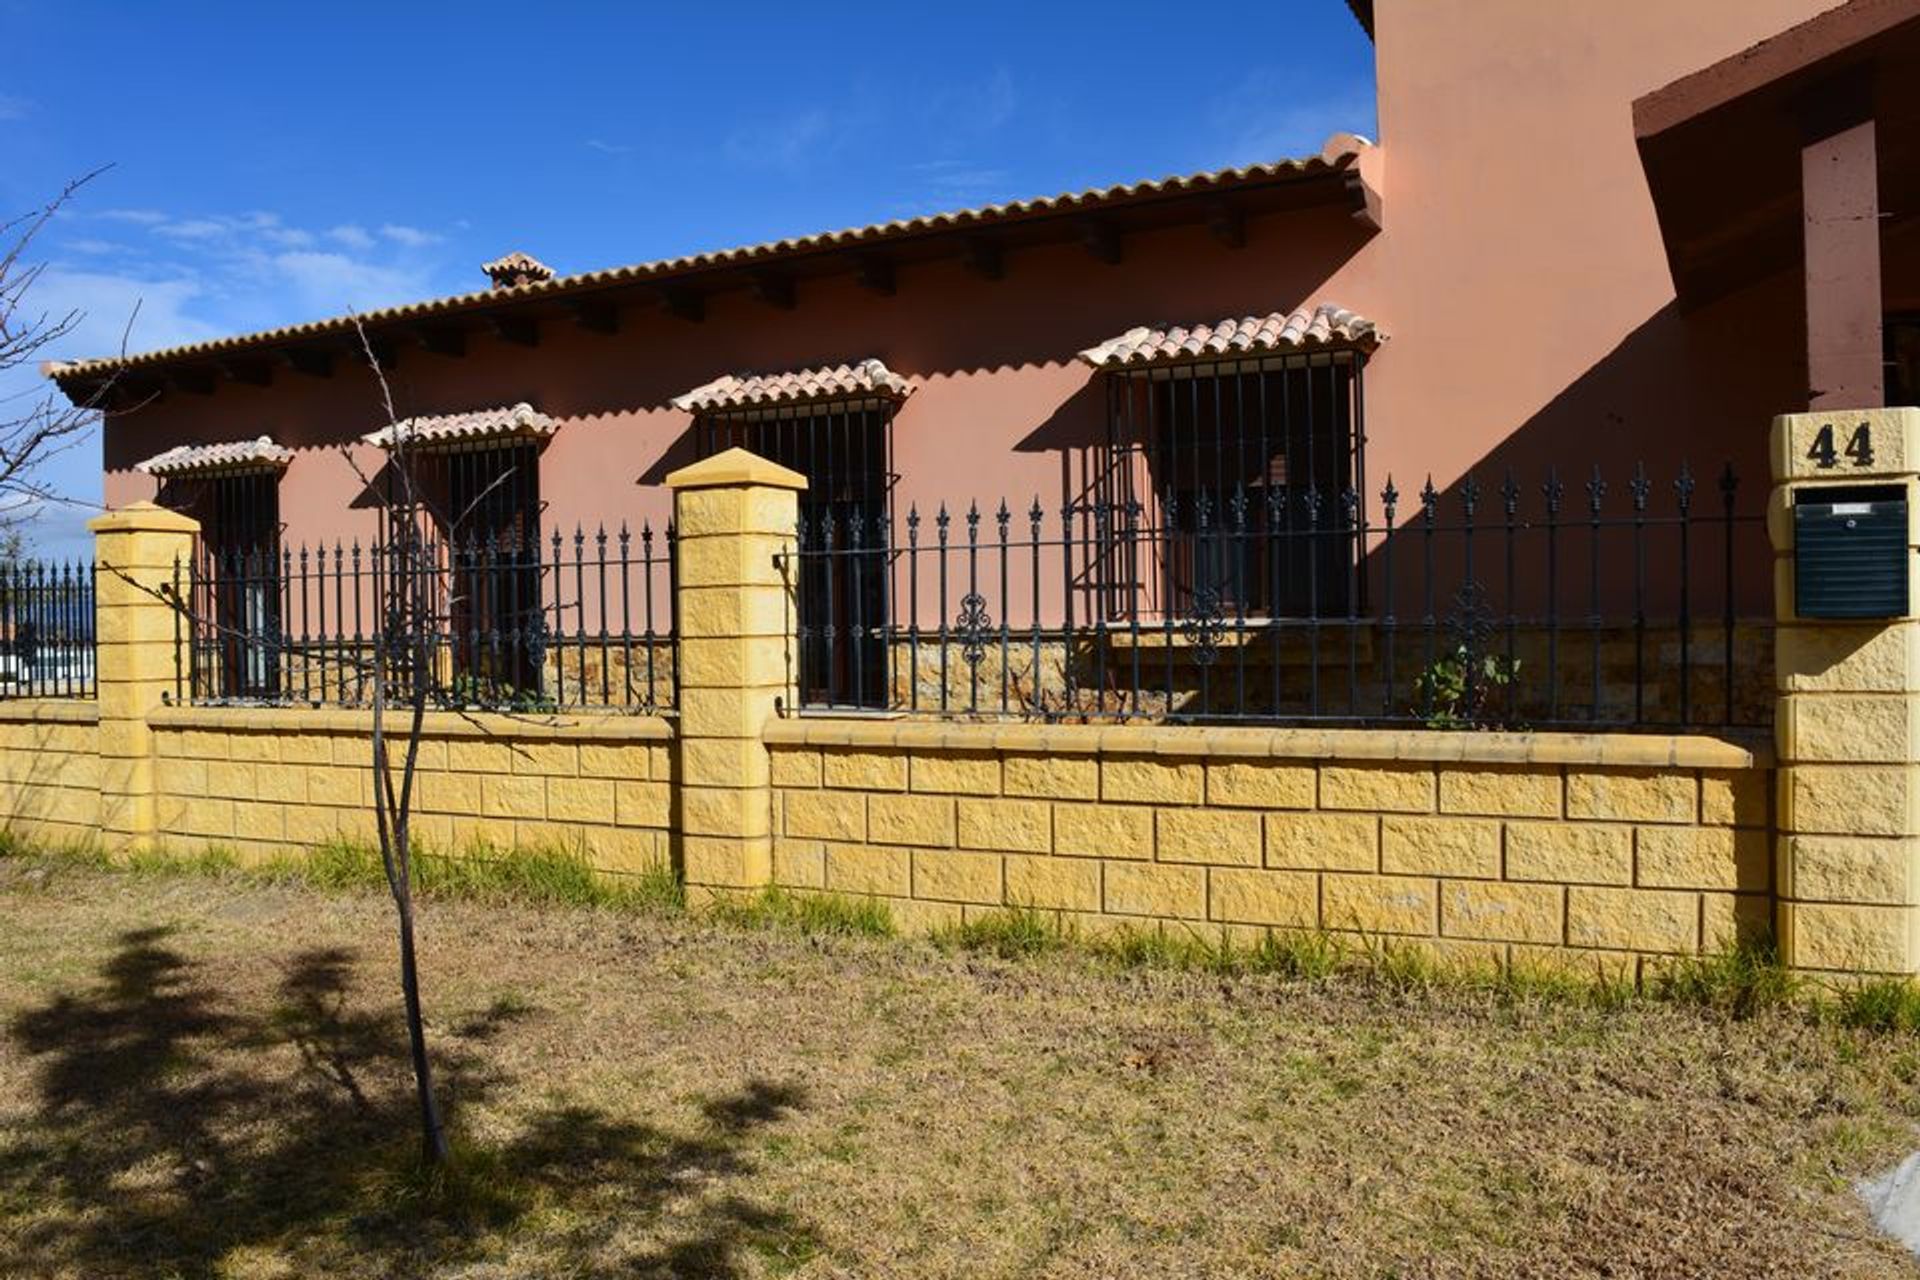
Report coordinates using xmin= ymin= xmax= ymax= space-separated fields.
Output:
xmin=725 ymin=108 xmax=836 ymax=173
xmin=29 ymin=267 xmax=218 ymax=360
xmin=909 ymin=159 xmax=1013 ymax=192
xmin=270 ymin=250 xmax=435 ymax=314
xmin=153 ymin=217 xmax=227 ymax=240
xmin=1 ymin=201 xmax=465 ymax=550
xmin=585 ymin=138 xmax=631 ymax=156
xmin=327 ymin=223 xmax=375 ymax=250
xmin=379 ymin=223 xmax=441 ymax=249
xmin=0 ymin=95 xmax=31 ymax=123
xmin=94 ymin=208 xmax=167 ymax=225
xmin=1207 ymin=70 xmax=1377 ymax=168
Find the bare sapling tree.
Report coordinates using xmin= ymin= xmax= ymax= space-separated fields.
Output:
xmin=111 ymin=313 xmax=531 ymax=1169
xmin=350 ymin=318 xmax=452 ymax=1165
xmin=343 ymin=316 xmax=540 ymax=1168
xmin=0 ymin=169 xmax=121 ymax=528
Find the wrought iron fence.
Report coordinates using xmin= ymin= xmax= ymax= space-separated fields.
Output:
xmin=178 ymin=523 xmax=675 ymax=713
xmin=0 ymin=557 xmax=96 ymax=700
xmin=784 ymin=461 xmax=1773 ymax=731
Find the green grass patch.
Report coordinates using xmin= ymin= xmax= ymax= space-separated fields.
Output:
xmin=706 ymin=887 xmax=895 ymax=938
xmin=1834 ymin=977 xmax=1920 ymax=1034
xmin=934 ymin=906 xmax=1069 ymax=958
xmin=120 ymin=844 xmax=242 ymax=877
xmin=1647 ymin=941 xmax=1800 ymax=1019
xmin=261 ymin=837 xmax=685 ymax=913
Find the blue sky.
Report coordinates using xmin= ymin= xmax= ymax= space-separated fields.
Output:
xmin=2 ymin=0 xmax=1375 ymax=554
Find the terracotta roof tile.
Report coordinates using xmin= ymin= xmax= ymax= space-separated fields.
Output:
xmin=360 ymin=402 xmax=556 ymax=449
xmin=672 ymin=359 xmax=913 ymax=414
xmin=45 ymin=141 xmax=1370 ymax=383
xmin=1076 ymin=304 xmax=1381 ymax=368
xmin=134 ymin=436 xmax=294 ymax=477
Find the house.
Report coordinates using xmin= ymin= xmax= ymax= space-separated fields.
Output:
xmin=45 ymin=0 xmax=1920 ymax=723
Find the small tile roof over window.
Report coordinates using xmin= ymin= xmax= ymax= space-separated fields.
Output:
xmin=360 ymin=402 xmax=556 ymax=449
xmin=482 ymin=251 xmax=555 ymax=289
xmin=134 ymin=436 xmax=294 ymax=477
xmin=672 ymin=359 xmax=914 ymax=414
xmin=1076 ymin=304 xmax=1381 ymax=369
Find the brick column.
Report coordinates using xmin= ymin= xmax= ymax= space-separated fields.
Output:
xmin=1771 ymin=407 xmax=1920 ymax=974
xmin=666 ymin=448 xmax=805 ymax=904
xmin=87 ymin=501 xmax=197 ymax=853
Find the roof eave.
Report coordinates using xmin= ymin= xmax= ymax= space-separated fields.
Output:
xmin=46 ymin=145 xmax=1376 ymax=401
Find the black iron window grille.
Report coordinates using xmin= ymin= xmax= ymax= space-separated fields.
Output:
xmin=388 ymin=439 xmax=546 ymax=704
xmin=167 ymin=469 xmax=283 ymax=701
xmin=1101 ymin=349 xmax=1366 ymax=621
xmin=697 ymin=400 xmax=894 ymax=710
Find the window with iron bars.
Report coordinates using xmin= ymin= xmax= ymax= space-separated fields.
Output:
xmin=696 ymin=401 xmax=893 ymax=709
xmin=1100 ymin=348 xmax=1367 ymax=621
xmin=167 ymin=469 xmax=282 ymax=700
xmin=391 ymin=439 xmax=545 ymax=703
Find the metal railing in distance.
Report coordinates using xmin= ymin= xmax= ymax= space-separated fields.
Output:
xmin=178 ymin=523 xmax=675 ymax=713
xmin=788 ymin=461 xmax=1773 ymax=732
xmin=0 ymin=557 xmax=96 ymax=700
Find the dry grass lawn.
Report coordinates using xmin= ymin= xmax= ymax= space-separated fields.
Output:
xmin=2 ymin=854 xmax=1919 ymax=1279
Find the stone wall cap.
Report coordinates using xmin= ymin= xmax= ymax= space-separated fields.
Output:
xmin=148 ymin=704 xmax=674 ymax=741
xmin=0 ymin=699 xmax=99 ymax=725
xmin=666 ymin=447 xmax=808 ymax=492
xmin=86 ymin=501 xmax=200 ymax=535
xmin=764 ymin=718 xmax=1771 ymax=770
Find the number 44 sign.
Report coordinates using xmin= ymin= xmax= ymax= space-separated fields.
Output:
xmin=1807 ymin=422 xmax=1876 ymax=469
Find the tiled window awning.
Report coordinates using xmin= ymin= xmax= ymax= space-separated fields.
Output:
xmin=672 ymin=359 xmax=913 ymax=415
xmin=360 ymin=402 xmax=556 ymax=450
xmin=134 ymin=436 xmax=293 ymax=477
xmin=1077 ymin=304 xmax=1381 ymax=370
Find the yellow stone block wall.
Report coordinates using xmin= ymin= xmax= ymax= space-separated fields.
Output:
xmin=0 ymin=704 xmax=102 ymax=846
xmin=145 ymin=707 xmax=674 ymax=877
xmin=766 ymin=723 xmax=1773 ymax=970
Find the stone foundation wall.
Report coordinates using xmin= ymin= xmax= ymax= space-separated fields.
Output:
xmin=0 ymin=702 xmax=101 ymax=847
xmin=766 ymin=720 xmax=1772 ymax=973
xmin=144 ymin=706 xmax=674 ymax=873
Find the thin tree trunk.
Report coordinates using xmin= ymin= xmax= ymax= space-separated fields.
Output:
xmin=394 ymin=881 xmax=450 ymax=1165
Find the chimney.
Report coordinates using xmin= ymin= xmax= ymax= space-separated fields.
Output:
xmin=482 ymin=250 xmax=555 ymax=289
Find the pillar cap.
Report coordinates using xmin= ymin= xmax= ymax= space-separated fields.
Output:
xmin=665 ymin=447 xmax=808 ymax=492
xmin=86 ymin=501 xmax=199 ymax=535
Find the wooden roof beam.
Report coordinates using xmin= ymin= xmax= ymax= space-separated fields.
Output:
xmin=1079 ymin=219 xmax=1122 ymax=265
xmin=656 ymin=285 xmax=705 ymax=323
xmin=414 ymin=325 xmax=466 ymax=358
xmin=962 ymin=236 xmax=1004 ymax=281
xmin=216 ymin=358 xmax=273 ymax=387
xmin=280 ymin=348 xmax=334 ymax=379
xmin=569 ymin=300 xmax=621 ymax=335
xmin=853 ymin=253 xmax=896 ymax=296
xmin=490 ymin=315 xmax=539 ymax=347
xmin=749 ymin=270 xmax=796 ymax=310
xmin=1206 ymin=201 xmax=1246 ymax=248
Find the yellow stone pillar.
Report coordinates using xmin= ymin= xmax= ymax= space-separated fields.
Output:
xmin=665 ymin=448 xmax=805 ymax=903
xmin=1771 ymin=406 xmax=1920 ymax=974
xmin=87 ymin=501 xmax=198 ymax=853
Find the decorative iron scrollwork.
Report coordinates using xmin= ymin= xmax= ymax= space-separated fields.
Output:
xmin=956 ymin=592 xmax=992 ymax=667
xmin=1183 ymin=581 xmax=1226 ymax=667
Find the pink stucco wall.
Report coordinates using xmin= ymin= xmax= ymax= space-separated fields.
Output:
xmin=102 ymin=0 xmax=1913 ymax=620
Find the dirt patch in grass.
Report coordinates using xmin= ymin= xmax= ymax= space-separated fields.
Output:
xmin=1 ymin=857 xmax=1917 ymax=1278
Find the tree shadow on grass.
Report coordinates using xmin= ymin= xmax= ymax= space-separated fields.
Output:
xmin=0 ymin=927 xmax=816 ymax=1277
